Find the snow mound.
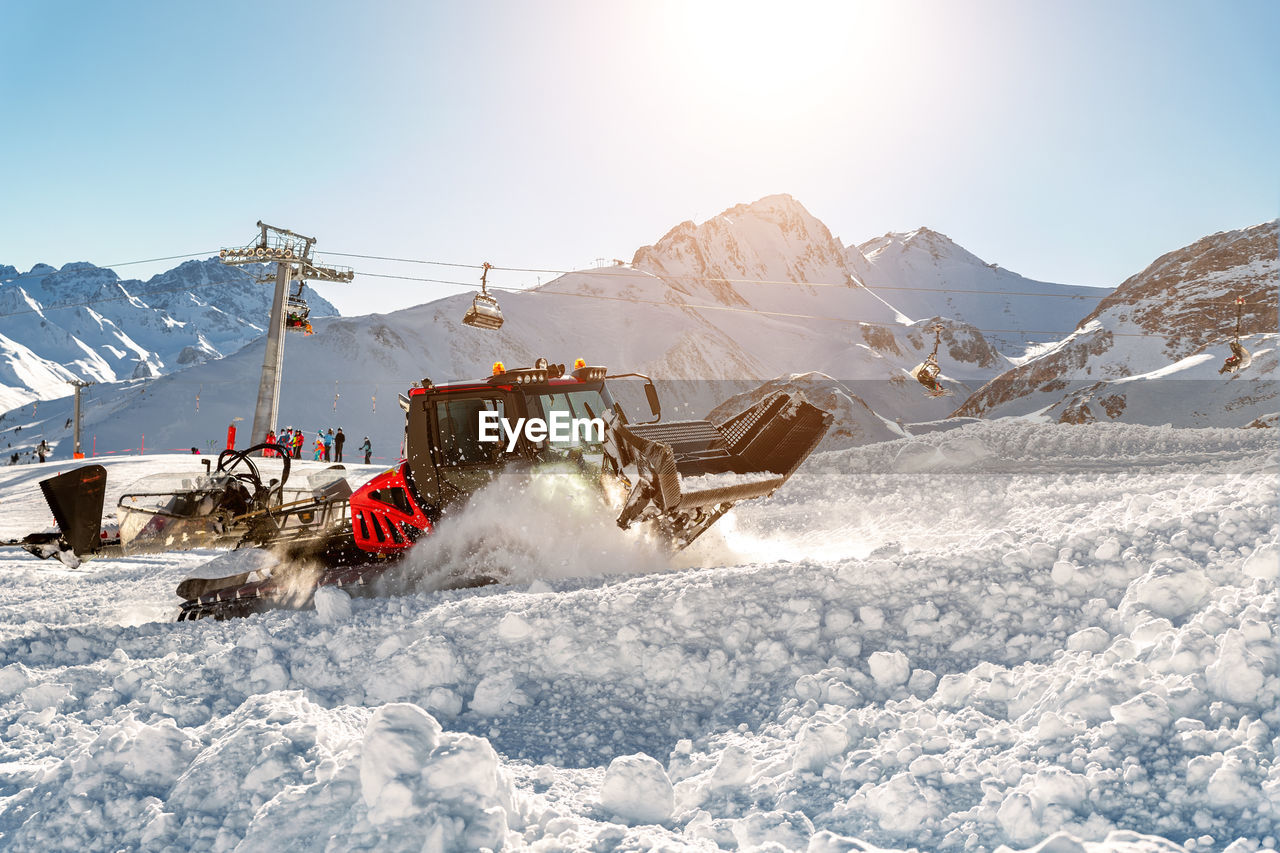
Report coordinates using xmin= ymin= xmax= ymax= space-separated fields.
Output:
xmin=0 ymin=421 xmax=1275 ymax=851
xmin=601 ymin=753 xmax=675 ymax=824
xmin=1126 ymin=557 xmax=1212 ymax=621
xmin=358 ymin=703 xmax=521 ymax=846
xmin=1243 ymin=541 xmax=1279 ymax=580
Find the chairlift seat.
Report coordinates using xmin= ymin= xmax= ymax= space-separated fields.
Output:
xmin=910 ymin=357 xmax=942 ymax=392
xmin=285 ymin=292 xmax=311 ymax=333
xmin=1220 ymin=341 xmax=1252 ymax=374
xmin=910 ymin=362 xmax=950 ymax=397
xmin=463 ymin=293 xmax=504 ymax=330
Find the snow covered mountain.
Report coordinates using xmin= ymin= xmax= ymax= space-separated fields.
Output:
xmin=0 ymin=259 xmax=339 ymax=410
xmin=954 ymin=221 xmax=1279 ymax=427
xmin=630 ymin=194 xmax=883 ymax=318
xmin=849 ymin=227 xmax=1112 ymax=354
xmin=9 ymin=196 xmax=1016 ymax=461
xmin=10 ymin=199 xmax=1271 ymax=462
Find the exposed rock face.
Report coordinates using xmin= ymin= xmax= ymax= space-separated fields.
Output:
xmin=955 ymin=221 xmax=1278 ymax=426
xmin=954 ymin=328 xmax=1116 ymax=418
xmin=1076 ymin=222 xmax=1278 ymax=360
xmin=901 ymin=318 xmax=1003 ymax=372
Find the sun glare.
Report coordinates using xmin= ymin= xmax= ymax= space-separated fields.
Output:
xmin=669 ymin=1 xmax=864 ymax=111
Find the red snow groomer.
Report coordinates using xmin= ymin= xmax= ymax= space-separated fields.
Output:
xmin=15 ymin=360 xmax=831 ymax=620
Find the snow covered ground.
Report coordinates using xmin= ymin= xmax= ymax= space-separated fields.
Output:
xmin=0 ymin=420 xmax=1276 ymax=852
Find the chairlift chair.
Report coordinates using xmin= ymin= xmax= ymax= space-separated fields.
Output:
xmin=1219 ymin=296 xmax=1251 ymax=374
xmin=910 ymin=323 xmax=951 ymax=397
xmin=285 ymin=283 xmax=313 ymax=336
xmin=462 ymin=262 xmax=504 ymax=330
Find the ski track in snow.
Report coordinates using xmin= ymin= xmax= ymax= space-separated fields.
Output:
xmin=0 ymin=420 xmax=1276 ymax=852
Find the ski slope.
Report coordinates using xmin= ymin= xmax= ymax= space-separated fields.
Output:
xmin=0 ymin=420 xmax=1276 ymax=851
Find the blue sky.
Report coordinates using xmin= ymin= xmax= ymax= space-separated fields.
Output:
xmin=1 ymin=0 xmax=1277 ymax=315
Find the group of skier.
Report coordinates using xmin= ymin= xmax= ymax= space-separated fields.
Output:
xmin=6 ymin=440 xmax=50 ymax=466
xmin=262 ymin=426 xmax=372 ymax=464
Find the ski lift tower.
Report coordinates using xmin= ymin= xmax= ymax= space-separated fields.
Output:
xmin=220 ymin=222 xmax=354 ymax=448
xmin=67 ymin=379 xmax=93 ymax=459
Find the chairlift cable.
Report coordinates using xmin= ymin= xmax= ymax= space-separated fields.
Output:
xmin=321 ymin=249 xmax=1268 ymax=309
xmin=326 ymin=252 xmax=1119 ymax=302
xmin=318 ymin=250 xmax=485 ymax=270
xmin=0 ymin=246 xmax=1270 ymax=340
xmin=1 ymin=247 xmax=1267 ymax=312
xmin=353 ymin=270 xmax=1235 ymax=342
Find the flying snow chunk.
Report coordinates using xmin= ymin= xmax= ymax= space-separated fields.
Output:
xmin=600 ymin=753 xmax=674 ymax=824
xmin=313 ymin=586 xmax=352 ymax=624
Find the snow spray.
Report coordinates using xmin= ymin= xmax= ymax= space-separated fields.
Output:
xmin=398 ymin=468 xmax=672 ymax=592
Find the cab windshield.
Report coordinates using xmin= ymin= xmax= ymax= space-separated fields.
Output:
xmin=529 ymin=386 xmax=611 ymax=451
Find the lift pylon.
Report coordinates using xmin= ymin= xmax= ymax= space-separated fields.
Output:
xmin=67 ymin=379 xmax=93 ymax=459
xmin=220 ymin=222 xmax=354 ymax=449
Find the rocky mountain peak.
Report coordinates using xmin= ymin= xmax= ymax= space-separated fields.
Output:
xmin=953 ymin=219 xmax=1277 ymax=425
xmin=1077 ymin=220 xmax=1277 ymax=360
xmin=629 ymin=194 xmax=852 ymax=306
xmin=859 ymin=227 xmax=988 ymax=269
